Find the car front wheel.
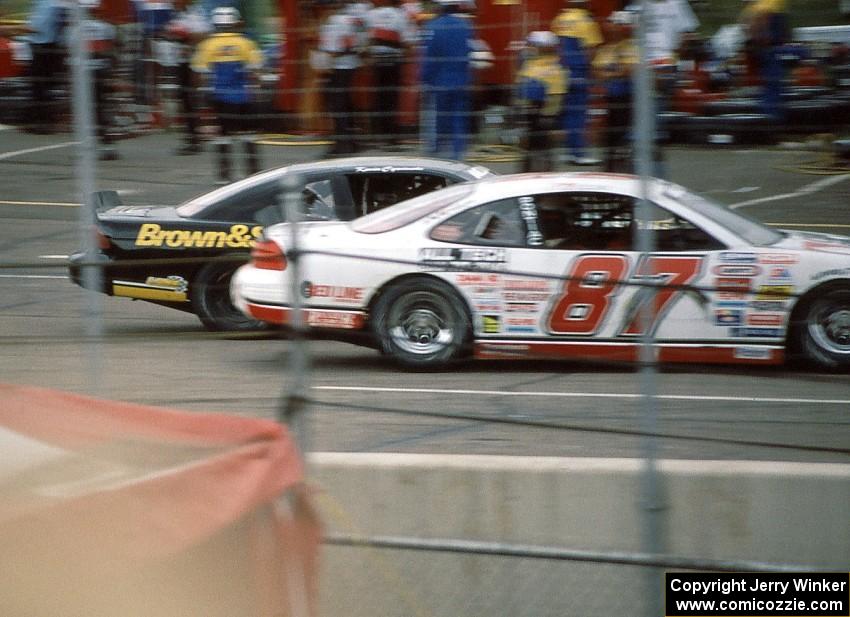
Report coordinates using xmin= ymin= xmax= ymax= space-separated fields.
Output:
xmin=191 ymin=261 xmax=267 ymax=332
xmin=796 ymin=288 xmax=850 ymax=370
xmin=372 ymin=278 xmax=471 ymax=369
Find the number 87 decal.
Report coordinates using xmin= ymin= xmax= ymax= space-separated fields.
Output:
xmin=547 ymin=254 xmax=704 ymax=336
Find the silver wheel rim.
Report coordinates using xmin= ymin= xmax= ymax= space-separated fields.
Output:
xmin=808 ymin=299 xmax=850 ymax=356
xmin=386 ymin=291 xmax=455 ymax=357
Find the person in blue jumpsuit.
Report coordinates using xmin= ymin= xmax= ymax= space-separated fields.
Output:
xmin=421 ymin=0 xmax=473 ymax=161
xmin=741 ymin=0 xmax=789 ymax=120
xmin=551 ymin=0 xmax=602 ymax=165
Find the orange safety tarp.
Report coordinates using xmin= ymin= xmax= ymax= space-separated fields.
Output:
xmin=0 ymin=383 xmax=320 ymax=617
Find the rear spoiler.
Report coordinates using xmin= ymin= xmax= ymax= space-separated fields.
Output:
xmin=93 ymin=190 xmax=122 ymax=212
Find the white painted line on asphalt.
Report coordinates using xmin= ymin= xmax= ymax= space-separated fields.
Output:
xmin=39 ymin=255 xmax=69 ymax=259
xmin=0 ymin=141 xmax=78 ymax=161
xmin=0 ymin=125 xmax=13 ymax=132
xmin=0 ymin=200 xmax=79 ymax=207
xmin=729 ymin=174 xmax=850 ymax=209
xmin=0 ymin=274 xmax=67 ymax=279
xmin=314 ymin=386 xmax=850 ymax=406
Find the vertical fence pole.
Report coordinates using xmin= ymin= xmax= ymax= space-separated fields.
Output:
xmin=70 ymin=0 xmax=103 ymax=395
xmin=278 ymin=173 xmax=310 ymax=454
xmin=633 ymin=3 xmax=665 ymax=617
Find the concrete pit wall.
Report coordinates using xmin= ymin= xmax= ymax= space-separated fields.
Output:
xmin=308 ymin=454 xmax=850 ymax=617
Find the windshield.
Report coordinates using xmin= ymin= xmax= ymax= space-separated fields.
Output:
xmin=658 ymin=183 xmax=784 ymax=246
xmin=351 ymin=183 xmax=476 ymax=234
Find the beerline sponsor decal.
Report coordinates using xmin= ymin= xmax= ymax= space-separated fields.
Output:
xmin=300 ymin=281 xmax=364 ymax=302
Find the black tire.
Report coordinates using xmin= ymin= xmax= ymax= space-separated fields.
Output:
xmin=191 ymin=261 xmax=266 ymax=332
xmin=794 ymin=288 xmax=850 ymax=371
xmin=371 ymin=278 xmax=471 ymax=369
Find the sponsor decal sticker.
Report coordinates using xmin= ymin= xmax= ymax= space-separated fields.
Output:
xmin=306 ymin=310 xmax=362 ymax=329
xmin=505 ymin=316 xmax=537 ymax=327
xmin=755 ymin=284 xmax=793 ymax=301
xmin=747 ymin=313 xmax=785 ymax=327
xmin=768 ymin=266 xmax=792 ymax=280
xmin=759 ymin=253 xmax=798 ymax=265
xmin=503 ymin=279 xmax=549 ymax=291
xmin=518 ymin=196 xmax=544 ymax=246
xmin=803 ymin=239 xmax=850 ymax=253
xmin=420 ymin=247 xmax=508 ymax=269
xmin=135 ymin=223 xmax=262 ymax=248
xmin=301 ymin=281 xmax=364 ymax=302
xmin=505 ymin=301 xmax=539 ymax=312
xmin=734 ymin=346 xmax=773 ymax=360
xmin=714 ymin=309 xmax=743 ymax=326
xmin=146 ymin=275 xmax=187 ymax=292
xmin=811 ymin=267 xmax=850 ymax=281
xmin=481 ymin=315 xmax=501 ymax=333
xmin=750 ymin=300 xmax=786 ymax=311
xmin=715 ymin=277 xmax=751 ymax=293
xmin=729 ymin=327 xmax=782 ymax=338
xmin=354 ymin=165 xmax=425 ymax=173
xmin=457 ymin=273 xmax=500 ymax=286
xmin=503 ymin=291 xmax=550 ymax=302
xmin=719 ymin=252 xmax=757 ymax=263
xmin=712 ymin=265 xmax=761 ymax=277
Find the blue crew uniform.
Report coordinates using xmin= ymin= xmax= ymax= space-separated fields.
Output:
xmin=742 ymin=0 xmax=789 ymax=120
xmin=421 ymin=5 xmax=473 ymax=161
xmin=552 ymin=6 xmax=602 ymax=163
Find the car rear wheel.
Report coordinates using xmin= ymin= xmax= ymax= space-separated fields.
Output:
xmin=372 ymin=278 xmax=470 ymax=369
xmin=191 ymin=262 xmax=267 ymax=332
xmin=796 ymin=288 xmax=850 ymax=370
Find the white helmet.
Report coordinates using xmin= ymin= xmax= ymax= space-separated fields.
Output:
xmin=527 ymin=30 xmax=558 ymax=49
xmin=211 ymin=6 xmax=241 ymax=28
xmin=608 ymin=10 xmax=636 ymax=26
xmin=469 ymin=38 xmax=494 ymax=70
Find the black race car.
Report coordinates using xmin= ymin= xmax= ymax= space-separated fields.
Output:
xmin=69 ymin=156 xmax=494 ymax=331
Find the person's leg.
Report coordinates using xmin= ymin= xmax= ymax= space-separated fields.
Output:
xmin=176 ymin=62 xmax=200 ymax=153
xmin=565 ymin=85 xmax=594 ymax=163
xmin=238 ymin=102 xmax=261 ymax=176
xmin=384 ymin=61 xmax=402 ymax=140
xmin=94 ymin=65 xmax=118 ymax=160
xmin=214 ymin=100 xmax=233 ymax=183
xmin=449 ymin=88 xmax=469 ymax=161
xmin=28 ymin=44 xmax=53 ymax=130
xmin=433 ymin=87 xmax=451 ymax=157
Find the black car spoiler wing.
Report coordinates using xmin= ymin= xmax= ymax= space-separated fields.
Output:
xmin=93 ymin=190 xmax=122 ymax=213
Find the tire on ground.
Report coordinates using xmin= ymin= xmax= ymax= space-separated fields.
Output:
xmin=191 ymin=261 xmax=266 ymax=332
xmin=371 ymin=277 xmax=471 ymax=369
xmin=792 ymin=287 xmax=850 ymax=371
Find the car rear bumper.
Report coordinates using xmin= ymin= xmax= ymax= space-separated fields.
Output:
xmin=68 ymin=251 xmax=112 ymax=293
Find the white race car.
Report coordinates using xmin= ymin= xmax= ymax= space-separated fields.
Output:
xmin=232 ymin=173 xmax=850 ymax=370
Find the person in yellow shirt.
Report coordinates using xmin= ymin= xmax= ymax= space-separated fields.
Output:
xmin=192 ymin=7 xmax=263 ymax=184
xmin=551 ymin=0 xmax=602 ymax=165
xmin=592 ymin=10 xmax=638 ymax=172
xmin=516 ymin=31 xmax=568 ymax=172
